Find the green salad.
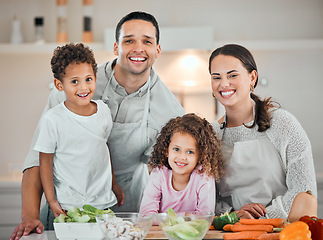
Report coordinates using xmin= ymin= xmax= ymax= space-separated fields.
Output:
xmin=54 ymin=204 xmax=113 ymax=223
xmin=161 ymin=209 xmax=210 ymax=240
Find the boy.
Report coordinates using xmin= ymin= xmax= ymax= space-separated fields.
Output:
xmin=35 ymin=43 xmax=119 ymax=227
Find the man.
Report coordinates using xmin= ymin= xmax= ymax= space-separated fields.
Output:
xmin=10 ymin=11 xmax=184 ymax=240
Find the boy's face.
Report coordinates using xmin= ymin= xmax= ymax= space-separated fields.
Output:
xmin=113 ymin=19 xmax=161 ymax=76
xmin=54 ymin=63 xmax=96 ymax=112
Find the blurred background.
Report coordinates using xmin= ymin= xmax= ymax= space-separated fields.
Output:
xmin=0 ymin=0 xmax=322 ymax=238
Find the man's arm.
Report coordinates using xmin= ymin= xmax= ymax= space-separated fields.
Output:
xmin=11 ymin=87 xmax=66 ymax=240
xmin=10 ymin=167 xmax=44 ymax=240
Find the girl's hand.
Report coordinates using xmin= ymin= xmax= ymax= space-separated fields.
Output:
xmin=112 ymin=183 xmax=125 ymax=207
xmin=236 ymin=203 xmax=267 ymax=219
xmin=49 ymin=200 xmax=66 ymax=218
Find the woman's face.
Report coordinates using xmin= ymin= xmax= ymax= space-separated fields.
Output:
xmin=209 ymin=54 xmax=257 ymax=109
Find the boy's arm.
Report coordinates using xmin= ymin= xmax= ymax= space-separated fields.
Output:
xmin=39 ymin=152 xmax=64 ymax=218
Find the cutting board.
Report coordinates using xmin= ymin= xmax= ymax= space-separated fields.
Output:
xmin=145 ymin=226 xmax=225 ymax=239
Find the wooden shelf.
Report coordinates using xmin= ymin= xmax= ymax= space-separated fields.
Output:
xmin=214 ymin=39 xmax=323 ymax=51
xmin=0 ymin=42 xmax=104 ymax=53
xmin=1 ymin=39 xmax=323 ymax=53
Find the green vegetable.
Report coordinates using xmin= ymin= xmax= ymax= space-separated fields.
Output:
xmin=54 ymin=214 xmax=67 ymax=223
xmin=212 ymin=211 xmax=239 ymax=230
xmin=161 ymin=208 xmax=210 ymax=240
xmin=53 ymin=204 xmax=113 ymax=223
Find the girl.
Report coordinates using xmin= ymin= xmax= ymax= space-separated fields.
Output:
xmin=139 ymin=113 xmax=224 ymax=216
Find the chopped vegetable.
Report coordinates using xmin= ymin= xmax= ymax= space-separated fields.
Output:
xmin=239 ymin=218 xmax=284 ymax=228
xmin=160 ymin=208 xmax=210 ymax=240
xmin=100 ymin=215 xmax=145 ymax=240
xmin=299 ymin=215 xmax=323 ymax=240
xmin=212 ymin=211 xmax=239 ymax=230
xmin=279 ymin=221 xmax=311 ymax=240
xmin=223 ymin=224 xmax=233 ymax=232
xmin=54 ymin=204 xmax=113 ymax=223
xmin=231 ymin=224 xmax=273 ymax=232
xmin=223 ymin=230 xmax=267 ymax=239
xmin=257 ymin=232 xmax=280 ymax=239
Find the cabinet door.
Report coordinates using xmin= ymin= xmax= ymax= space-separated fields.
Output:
xmin=0 ymin=183 xmax=21 ymax=239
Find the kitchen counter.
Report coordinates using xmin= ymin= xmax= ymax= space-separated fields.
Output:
xmin=20 ymin=226 xmax=225 ymax=240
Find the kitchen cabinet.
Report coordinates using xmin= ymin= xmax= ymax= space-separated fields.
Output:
xmin=0 ymin=180 xmax=21 ymax=240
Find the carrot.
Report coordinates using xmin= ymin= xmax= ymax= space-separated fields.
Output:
xmin=223 ymin=231 xmax=267 ymax=239
xmin=231 ymin=224 xmax=273 ymax=232
xmin=257 ymin=232 xmax=280 ymax=239
xmin=209 ymin=224 xmax=215 ymax=230
xmin=223 ymin=224 xmax=233 ymax=231
xmin=239 ymin=218 xmax=284 ymax=227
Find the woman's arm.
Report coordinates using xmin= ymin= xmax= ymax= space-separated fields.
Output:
xmin=266 ymin=109 xmax=317 ymax=219
xmin=10 ymin=167 xmax=44 ymax=240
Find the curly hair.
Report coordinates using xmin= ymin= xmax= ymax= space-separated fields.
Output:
xmin=149 ymin=113 xmax=224 ymax=182
xmin=51 ymin=43 xmax=97 ymax=81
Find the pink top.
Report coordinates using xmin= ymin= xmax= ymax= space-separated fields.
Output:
xmin=139 ymin=166 xmax=215 ymax=217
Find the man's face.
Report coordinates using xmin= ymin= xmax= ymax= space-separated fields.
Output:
xmin=113 ymin=19 xmax=161 ymax=76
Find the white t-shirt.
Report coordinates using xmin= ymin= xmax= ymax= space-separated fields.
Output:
xmin=34 ymin=100 xmax=117 ymax=210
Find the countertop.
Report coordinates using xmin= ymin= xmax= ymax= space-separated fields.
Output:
xmin=20 ymin=227 xmax=225 ymax=240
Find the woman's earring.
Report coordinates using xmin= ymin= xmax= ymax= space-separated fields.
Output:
xmin=250 ymin=85 xmax=254 ymax=92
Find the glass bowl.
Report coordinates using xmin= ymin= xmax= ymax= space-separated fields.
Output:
xmin=156 ymin=211 xmax=214 ymax=240
xmin=95 ymin=212 xmax=154 ymax=240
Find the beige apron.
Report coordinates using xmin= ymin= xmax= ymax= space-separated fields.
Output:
xmin=102 ymin=70 xmax=151 ymax=212
xmin=217 ymin=122 xmax=288 ymax=212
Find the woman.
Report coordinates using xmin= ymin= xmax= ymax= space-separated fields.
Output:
xmin=209 ymin=44 xmax=317 ymax=221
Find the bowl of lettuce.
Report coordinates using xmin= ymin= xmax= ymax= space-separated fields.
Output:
xmin=156 ymin=209 xmax=214 ymax=240
xmin=53 ymin=204 xmax=113 ymax=240
xmin=95 ymin=212 xmax=154 ymax=240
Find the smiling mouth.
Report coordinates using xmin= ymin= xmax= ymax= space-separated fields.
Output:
xmin=77 ymin=93 xmax=89 ymax=98
xmin=129 ymin=57 xmax=147 ymax=62
xmin=220 ymin=90 xmax=235 ymax=97
xmin=175 ymin=162 xmax=187 ymax=167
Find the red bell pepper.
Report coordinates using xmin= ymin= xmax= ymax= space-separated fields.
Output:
xmin=299 ymin=215 xmax=323 ymax=240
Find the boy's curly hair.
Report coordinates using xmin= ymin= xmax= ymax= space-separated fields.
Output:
xmin=51 ymin=43 xmax=97 ymax=81
xmin=149 ymin=113 xmax=224 ymax=182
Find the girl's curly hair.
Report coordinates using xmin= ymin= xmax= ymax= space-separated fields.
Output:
xmin=51 ymin=43 xmax=97 ymax=81
xmin=149 ymin=113 xmax=224 ymax=182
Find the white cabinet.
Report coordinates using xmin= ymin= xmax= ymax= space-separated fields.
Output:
xmin=0 ymin=182 xmax=21 ymax=240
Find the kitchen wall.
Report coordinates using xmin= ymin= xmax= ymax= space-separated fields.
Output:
xmin=0 ymin=0 xmax=323 ymax=227
xmin=1 ymin=0 xmax=322 ymax=171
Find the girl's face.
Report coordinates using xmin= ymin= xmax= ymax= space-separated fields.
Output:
xmin=167 ymin=132 xmax=198 ymax=177
xmin=54 ymin=62 xmax=96 ymax=114
xmin=210 ymin=54 xmax=257 ymax=109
